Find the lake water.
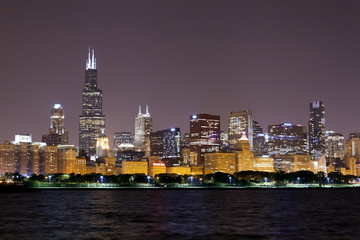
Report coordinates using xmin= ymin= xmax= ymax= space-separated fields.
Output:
xmin=0 ymin=189 xmax=359 ymax=240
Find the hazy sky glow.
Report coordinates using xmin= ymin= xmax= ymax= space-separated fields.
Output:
xmin=1 ymin=0 xmax=360 ymax=147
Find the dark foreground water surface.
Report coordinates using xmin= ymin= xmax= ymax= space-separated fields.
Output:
xmin=0 ymin=189 xmax=359 ymax=240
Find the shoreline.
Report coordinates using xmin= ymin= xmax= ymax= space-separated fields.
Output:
xmin=1 ymin=183 xmax=360 ymax=192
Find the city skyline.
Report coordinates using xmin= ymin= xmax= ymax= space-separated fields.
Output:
xmin=2 ymin=1 xmax=360 ymax=147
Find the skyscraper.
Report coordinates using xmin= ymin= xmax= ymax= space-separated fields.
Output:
xmin=190 ymin=113 xmax=220 ymax=166
xmin=324 ymin=131 xmax=345 ymax=159
xmin=309 ymin=101 xmax=325 ymax=159
xmin=134 ymin=105 xmax=152 ymax=152
xmin=228 ymin=110 xmax=253 ymax=150
xmin=79 ymin=48 xmax=106 ymax=157
xmin=267 ymin=123 xmax=307 ymax=156
xmin=42 ymin=104 xmax=69 ymax=146
xmin=150 ymin=128 xmax=181 ymax=159
xmin=252 ymin=120 xmax=266 ymax=157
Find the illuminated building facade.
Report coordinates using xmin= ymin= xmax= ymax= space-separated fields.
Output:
xmin=134 ymin=105 xmax=152 ymax=152
xmin=309 ymin=101 xmax=325 ymax=159
xmin=252 ymin=120 xmax=266 ymax=157
xmin=0 ymin=143 xmax=16 ymax=174
xmin=190 ymin=113 xmax=220 ymax=166
xmin=267 ymin=123 xmax=307 ymax=156
xmin=11 ymin=135 xmax=41 ymax=176
xmin=204 ymin=152 xmax=236 ymax=174
xmin=40 ymin=146 xmax=58 ymax=174
xmin=96 ymin=134 xmax=110 ymax=157
xmin=228 ymin=110 xmax=253 ymax=150
xmin=166 ymin=165 xmax=191 ymax=175
xmin=150 ymin=128 xmax=181 ymax=159
xmin=58 ymin=145 xmax=77 ymax=174
xmin=254 ymin=156 xmax=274 ymax=172
xmin=79 ymin=48 xmax=106 ymax=157
xmin=42 ymin=104 xmax=69 ymax=146
xmin=236 ymin=135 xmax=255 ymax=171
xmin=220 ymin=131 xmax=229 ymax=151
xmin=121 ymin=161 xmax=148 ymax=175
xmin=114 ymin=132 xmax=133 ymax=152
xmin=273 ymin=155 xmax=315 ymax=173
xmin=149 ymin=162 xmax=167 ymax=177
xmin=324 ymin=131 xmax=345 ymax=159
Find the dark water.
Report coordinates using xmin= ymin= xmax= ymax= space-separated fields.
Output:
xmin=0 ymin=189 xmax=359 ymax=240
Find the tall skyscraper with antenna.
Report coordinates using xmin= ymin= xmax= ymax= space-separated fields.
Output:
xmin=134 ymin=105 xmax=152 ymax=152
xmin=79 ymin=48 xmax=106 ymax=157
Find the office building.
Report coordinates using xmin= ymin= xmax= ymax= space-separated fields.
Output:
xmin=228 ymin=110 xmax=253 ymax=150
xmin=254 ymin=156 xmax=274 ymax=172
xmin=42 ymin=104 xmax=69 ymax=146
xmin=309 ymin=101 xmax=325 ymax=159
xmin=204 ymin=152 xmax=236 ymax=174
xmin=267 ymin=123 xmax=307 ymax=156
xmin=121 ymin=161 xmax=148 ymax=175
xmin=0 ymin=143 xmax=16 ymax=174
xmin=114 ymin=132 xmax=133 ymax=152
xmin=324 ymin=131 xmax=345 ymax=159
xmin=150 ymin=128 xmax=181 ymax=159
xmin=134 ymin=105 xmax=152 ymax=152
xmin=190 ymin=113 xmax=220 ymax=166
xmin=79 ymin=48 xmax=106 ymax=157
xmin=58 ymin=145 xmax=77 ymax=174
xmin=40 ymin=146 xmax=58 ymax=174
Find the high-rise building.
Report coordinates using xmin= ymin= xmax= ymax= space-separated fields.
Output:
xmin=114 ymin=132 xmax=133 ymax=151
xmin=309 ymin=101 xmax=325 ymax=159
xmin=0 ymin=143 xmax=16 ymax=174
xmin=79 ymin=48 xmax=106 ymax=157
xmin=134 ymin=105 xmax=152 ymax=152
xmin=150 ymin=128 xmax=181 ymax=159
xmin=58 ymin=145 xmax=77 ymax=174
xmin=267 ymin=123 xmax=307 ymax=156
xmin=220 ymin=131 xmax=229 ymax=151
xmin=40 ymin=146 xmax=58 ymax=174
xmin=190 ymin=113 xmax=220 ymax=166
xmin=349 ymin=132 xmax=360 ymax=140
xmin=228 ymin=110 xmax=253 ymax=150
xmin=252 ymin=120 xmax=266 ymax=157
xmin=324 ymin=131 xmax=345 ymax=159
xmin=42 ymin=104 xmax=69 ymax=146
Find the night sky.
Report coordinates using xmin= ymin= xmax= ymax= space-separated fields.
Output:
xmin=1 ymin=1 xmax=360 ymax=147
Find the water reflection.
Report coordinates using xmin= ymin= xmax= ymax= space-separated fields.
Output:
xmin=0 ymin=189 xmax=359 ymax=239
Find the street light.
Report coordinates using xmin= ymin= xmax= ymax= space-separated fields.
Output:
xmin=147 ymin=176 xmax=151 ymax=184
xmin=190 ymin=176 xmax=194 ymax=185
xmin=229 ymin=176 xmax=232 ymax=185
xmin=100 ymin=175 xmax=104 ymax=183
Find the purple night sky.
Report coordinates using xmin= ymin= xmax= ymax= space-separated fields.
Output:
xmin=1 ymin=1 xmax=360 ymax=147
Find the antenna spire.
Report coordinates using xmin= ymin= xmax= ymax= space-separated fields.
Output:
xmin=86 ymin=47 xmax=96 ymax=70
xmin=139 ymin=105 xmax=142 ymax=114
xmin=146 ymin=104 xmax=149 ymax=114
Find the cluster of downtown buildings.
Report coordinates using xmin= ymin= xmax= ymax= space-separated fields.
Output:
xmin=0 ymin=48 xmax=358 ymax=178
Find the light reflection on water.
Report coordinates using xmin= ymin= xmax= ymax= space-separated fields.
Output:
xmin=0 ymin=189 xmax=359 ymax=240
